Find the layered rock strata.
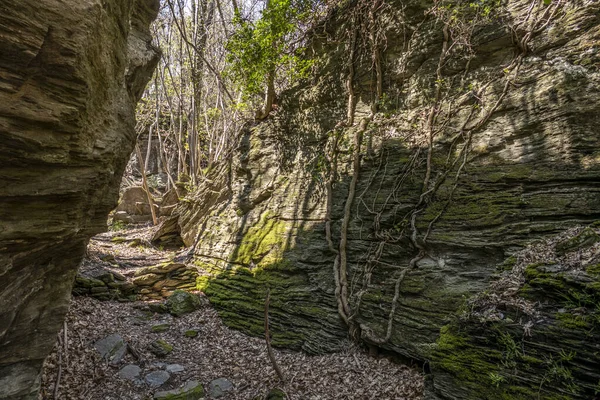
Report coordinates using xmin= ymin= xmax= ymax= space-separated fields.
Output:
xmin=0 ymin=0 xmax=159 ymax=398
xmin=160 ymin=0 xmax=600 ymax=397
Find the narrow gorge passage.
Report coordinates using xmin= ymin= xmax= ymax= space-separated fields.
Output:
xmin=40 ymin=226 xmax=423 ymax=399
xmin=2 ymin=0 xmax=599 ymax=399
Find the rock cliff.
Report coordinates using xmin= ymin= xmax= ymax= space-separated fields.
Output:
xmin=162 ymin=0 xmax=600 ymax=398
xmin=0 ymin=0 xmax=159 ymax=398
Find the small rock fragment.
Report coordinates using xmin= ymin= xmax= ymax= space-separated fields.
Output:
xmin=184 ymin=329 xmax=199 ymax=338
xmin=154 ymin=380 xmax=204 ymax=400
xmin=149 ymin=339 xmax=173 ymax=357
xmin=166 ymin=364 xmax=185 ymax=373
xmin=266 ymin=388 xmax=286 ymax=400
xmin=94 ymin=334 xmax=127 ymax=365
xmin=145 ymin=370 xmax=170 ymax=388
xmin=151 ymin=323 xmax=171 ymax=333
xmin=207 ymin=378 xmax=233 ymax=398
xmin=118 ymin=364 xmax=141 ymax=381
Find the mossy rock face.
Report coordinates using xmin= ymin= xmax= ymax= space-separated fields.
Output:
xmin=166 ymin=290 xmax=201 ymax=317
xmin=429 ymin=226 xmax=600 ymax=399
xmin=172 ymin=0 xmax=600 ymax=395
xmin=555 ymin=227 xmax=600 ymax=255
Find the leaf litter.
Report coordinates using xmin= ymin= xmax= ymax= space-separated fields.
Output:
xmin=40 ymin=226 xmax=424 ymax=400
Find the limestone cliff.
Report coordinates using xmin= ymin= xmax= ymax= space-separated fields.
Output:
xmin=0 ymin=0 xmax=159 ymax=398
xmin=162 ymin=0 xmax=600 ymax=398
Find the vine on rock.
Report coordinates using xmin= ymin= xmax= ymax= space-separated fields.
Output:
xmin=325 ymin=0 xmax=566 ymax=348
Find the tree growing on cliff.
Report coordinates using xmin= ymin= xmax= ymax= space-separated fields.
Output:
xmin=225 ymin=0 xmax=321 ymax=119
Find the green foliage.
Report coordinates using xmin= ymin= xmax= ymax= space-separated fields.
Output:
xmin=489 ymin=372 xmax=506 ymax=388
xmin=109 ymin=219 xmax=126 ymax=232
xmin=436 ymin=0 xmax=502 ymax=26
xmin=225 ymin=0 xmax=316 ymax=100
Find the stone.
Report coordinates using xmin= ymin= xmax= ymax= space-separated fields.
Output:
xmin=99 ymin=254 xmax=117 ymax=263
xmin=94 ymin=334 xmax=127 ymax=365
xmin=184 ymin=329 xmax=199 ymax=338
xmin=166 ymin=364 xmax=185 ymax=373
xmin=266 ymin=388 xmax=286 ymax=400
xmin=159 ymin=188 xmax=182 ymax=217
xmin=133 ymin=273 xmax=163 ymax=286
xmin=207 ymin=378 xmax=234 ymax=398
xmin=135 ymin=262 xmax=187 ymax=276
xmin=166 ymin=290 xmax=202 ymax=317
xmin=148 ymin=340 xmax=173 ymax=357
xmin=151 ymin=216 xmax=185 ymax=248
xmin=115 ymin=186 xmax=153 ymax=216
xmin=98 ymin=273 xmax=116 ymax=284
xmin=118 ymin=364 xmax=142 ymax=381
xmin=151 ymin=323 xmax=171 ymax=333
xmin=145 ymin=370 xmax=170 ymax=388
xmin=154 ymin=380 xmax=204 ymax=400
xmin=556 ymin=227 xmax=600 ymax=255
xmin=148 ymin=302 xmax=170 ymax=314
xmin=75 ymin=276 xmax=106 ymax=288
xmin=113 ymin=211 xmax=133 ymax=223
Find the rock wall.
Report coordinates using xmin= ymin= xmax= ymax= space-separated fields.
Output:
xmin=428 ymin=225 xmax=600 ymax=399
xmin=0 ymin=0 xmax=159 ymax=398
xmin=162 ymin=0 xmax=600 ymax=397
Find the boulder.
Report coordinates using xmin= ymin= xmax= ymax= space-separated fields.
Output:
xmin=159 ymin=187 xmax=181 ymax=217
xmin=151 ymin=215 xmax=185 ymax=248
xmin=148 ymin=302 xmax=169 ymax=314
xmin=166 ymin=290 xmax=202 ymax=317
xmin=115 ymin=186 xmax=152 ymax=216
